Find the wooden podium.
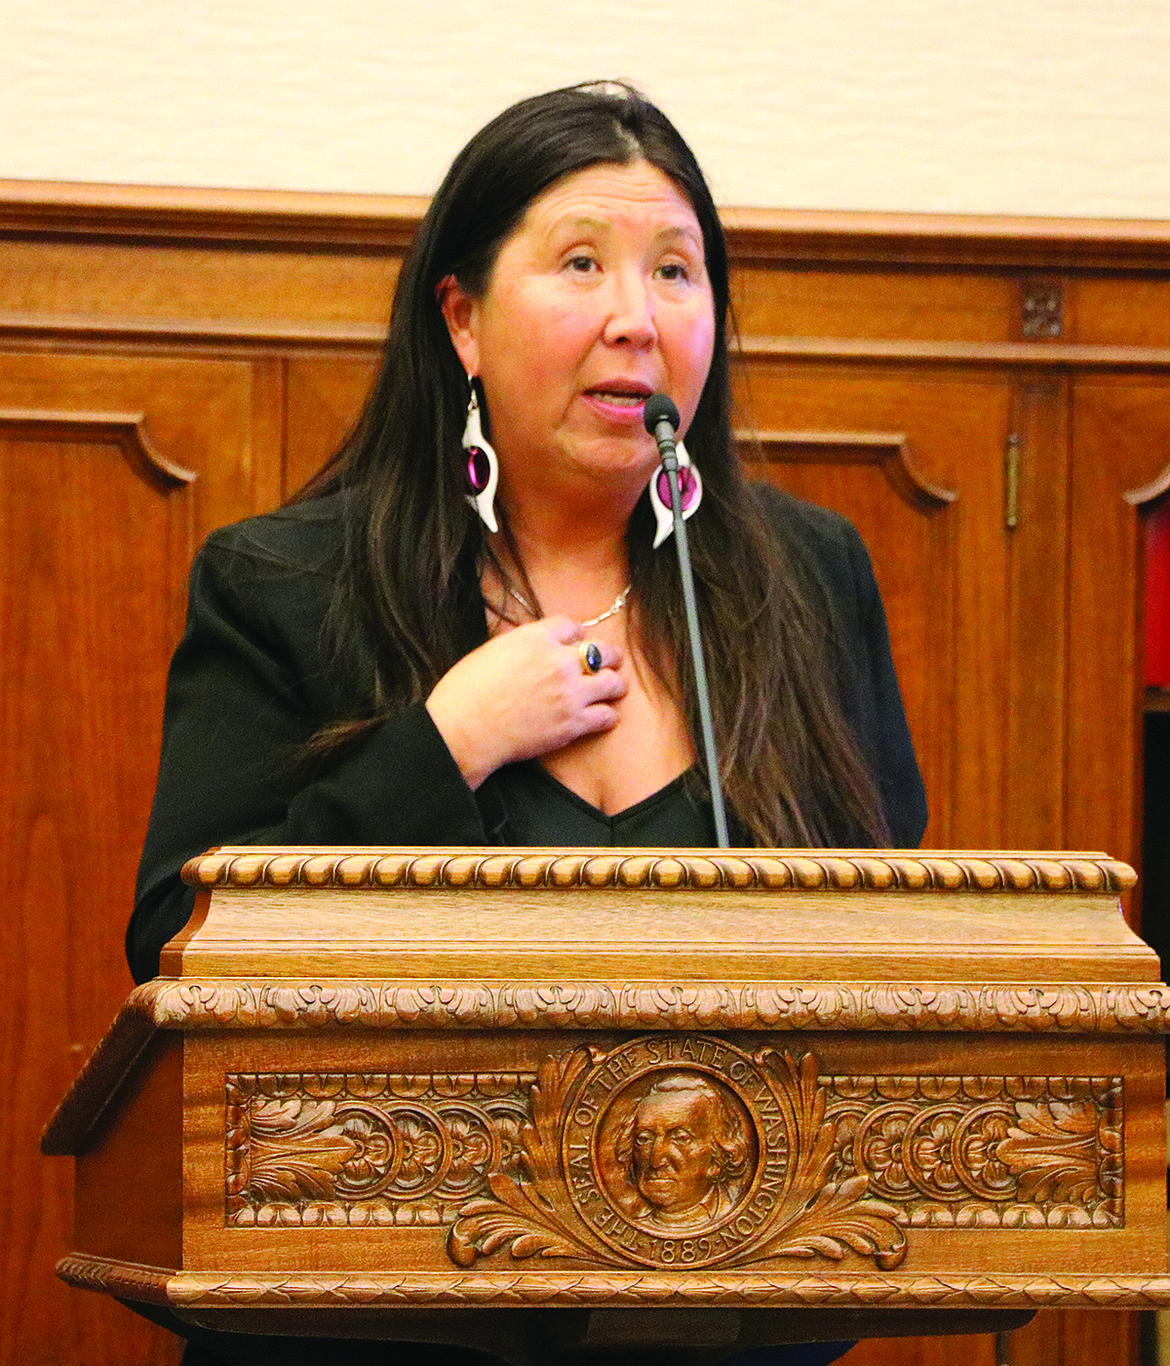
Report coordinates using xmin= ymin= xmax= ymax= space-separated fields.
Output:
xmin=42 ymin=847 xmax=1170 ymax=1363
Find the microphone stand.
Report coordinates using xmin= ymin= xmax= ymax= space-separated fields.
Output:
xmin=646 ymin=398 xmax=731 ymax=848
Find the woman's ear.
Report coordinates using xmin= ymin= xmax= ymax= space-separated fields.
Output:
xmin=437 ymin=274 xmax=481 ymax=376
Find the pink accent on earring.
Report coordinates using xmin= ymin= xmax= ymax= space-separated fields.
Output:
xmin=655 ymin=464 xmax=698 ymax=511
xmin=462 ymin=382 xmax=499 ymax=532
xmin=467 ymin=446 xmax=491 ymax=494
xmin=649 ymin=438 xmax=703 ymax=548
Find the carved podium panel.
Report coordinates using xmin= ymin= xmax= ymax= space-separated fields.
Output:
xmin=43 ymin=848 xmax=1170 ymax=1361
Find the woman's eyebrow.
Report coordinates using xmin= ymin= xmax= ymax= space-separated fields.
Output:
xmin=655 ymin=224 xmax=702 ymax=245
xmin=542 ymin=213 xmax=610 ymax=238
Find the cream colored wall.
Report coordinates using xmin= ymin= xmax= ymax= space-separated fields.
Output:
xmin=2 ymin=0 xmax=1167 ymax=218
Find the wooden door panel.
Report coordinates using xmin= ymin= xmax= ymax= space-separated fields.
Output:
xmin=840 ymin=1330 xmax=996 ymax=1366
xmin=742 ymin=423 xmax=956 ymax=846
xmin=0 ymin=354 xmax=267 ymax=1366
xmin=1000 ymin=377 xmax=1071 ymax=850
xmin=285 ymin=355 xmax=378 ymax=496
xmin=0 ymin=352 xmax=273 ymax=541
xmin=0 ymin=411 xmax=194 ymax=1364
xmin=732 ymin=266 xmax=1016 ymax=342
xmin=1005 ymin=1306 xmax=1140 ymax=1366
xmin=736 ymin=364 xmax=1065 ymax=852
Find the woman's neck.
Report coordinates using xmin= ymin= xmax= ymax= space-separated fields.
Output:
xmin=487 ymin=495 xmax=632 ymax=624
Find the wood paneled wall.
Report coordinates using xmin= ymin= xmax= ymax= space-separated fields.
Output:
xmin=3 ymin=181 xmax=1170 ymax=1366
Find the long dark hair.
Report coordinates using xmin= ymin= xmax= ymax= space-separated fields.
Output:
xmin=299 ymin=81 xmax=886 ymax=846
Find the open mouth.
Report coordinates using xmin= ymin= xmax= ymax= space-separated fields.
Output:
xmin=585 ymin=384 xmax=652 ymax=408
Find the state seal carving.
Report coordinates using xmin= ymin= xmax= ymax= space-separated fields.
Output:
xmin=448 ymin=1037 xmax=906 ymax=1271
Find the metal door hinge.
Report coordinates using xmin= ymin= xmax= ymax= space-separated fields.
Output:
xmin=1004 ymin=433 xmax=1021 ymax=530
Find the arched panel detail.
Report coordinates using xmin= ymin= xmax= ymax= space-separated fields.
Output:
xmin=0 ymin=409 xmax=196 ymax=490
xmin=1124 ymin=460 xmax=1170 ymax=508
xmin=738 ymin=429 xmax=957 ymax=512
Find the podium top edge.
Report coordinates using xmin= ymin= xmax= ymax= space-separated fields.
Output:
xmin=180 ymin=848 xmax=1137 ymax=895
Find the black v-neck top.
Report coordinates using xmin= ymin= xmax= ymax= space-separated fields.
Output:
xmin=484 ymin=762 xmax=716 ymax=846
xmin=128 ymin=485 xmax=927 ymax=982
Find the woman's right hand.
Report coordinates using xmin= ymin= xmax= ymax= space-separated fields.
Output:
xmin=425 ymin=615 xmax=627 ymax=790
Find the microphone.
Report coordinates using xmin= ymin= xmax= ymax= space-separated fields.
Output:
xmin=644 ymin=393 xmax=681 ymax=461
xmin=643 ymin=395 xmax=730 ymax=848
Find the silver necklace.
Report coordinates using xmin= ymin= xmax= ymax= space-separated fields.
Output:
xmin=506 ymin=582 xmax=631 ymax=628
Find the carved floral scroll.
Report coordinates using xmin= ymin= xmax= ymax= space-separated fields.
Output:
xmin=224 ymin=1037 xmax=1124 ymax=1270
xmin=226 ymin=1073 xmax=530 ymax=1227
xmin=823 ymin=1074 xmax=1122 ymax=1228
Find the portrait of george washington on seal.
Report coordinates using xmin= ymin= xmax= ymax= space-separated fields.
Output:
xmin=598 ymin=1071 xmax=756 ymax=1232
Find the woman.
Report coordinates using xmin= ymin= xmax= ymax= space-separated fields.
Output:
xmin=130 ymin=79 xmax=924 ymax=1366
xmin=129 ymin=81 xmax=925 ymax=987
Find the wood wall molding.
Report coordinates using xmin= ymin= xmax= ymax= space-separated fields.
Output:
xmin=0 ymin=180 xmax=429 ymax=249
xmin=0 ymin=408 xmax=195 ymax=488
xmin=1124 ymin=464 xmax=1170 ymax=509
xmin=8 ymin=315 xmax=1170 ymax=370
xmin=740 ymin=337 xmax=1170 ymax=372
xmin=3 ymin=180 xmax=1170 ymax=270
xmin=743 ymin=431 xmax=956 ymax=511
xmin=719 ymin=204 xmax=1170 ymax=271
xmin=0 ymin=311 xmax=387 ymax=353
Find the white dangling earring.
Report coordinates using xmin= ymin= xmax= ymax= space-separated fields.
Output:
xmin=462 ymin=381 xmax=499 ymax=533
xmin=649 ymin=439 xmax=703 ymax=548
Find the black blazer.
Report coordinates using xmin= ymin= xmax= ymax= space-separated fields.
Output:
xmin=128 ymin=487 xmax=927 ymax=983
